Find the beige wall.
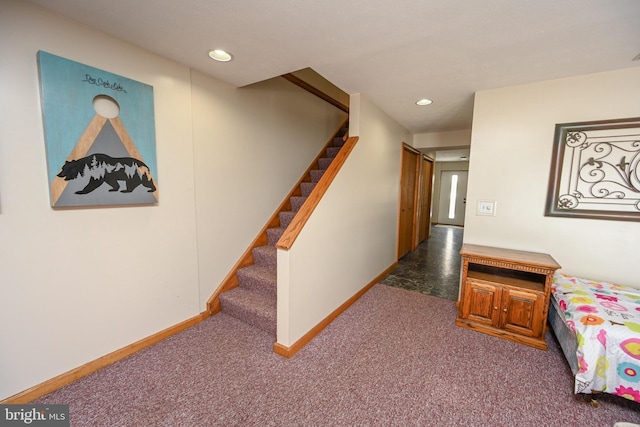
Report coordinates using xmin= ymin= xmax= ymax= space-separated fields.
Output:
xmin=0 ymin=0 xmax=198 ymax=401
xmin=413 ymin=129 xmax=472 ymax=150
xmin=0 ymin=0 xmax=346 ymax=400
xmin=465 ymin=67 xmax=640 ymax=288
xmin=277 ymin=93 xmax=411 ymax=346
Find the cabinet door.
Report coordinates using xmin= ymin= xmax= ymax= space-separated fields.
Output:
xmin=460 ymin=280 xmax=501 ymax=327
xmin=499 ymin=288 xmax=543 ymax=337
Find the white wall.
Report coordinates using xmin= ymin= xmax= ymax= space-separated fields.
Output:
xmin=0 ymin=0 xmax=346 ymax=401
xmin=277 ymin=94 xmax=411 ymax=346
xmin=465 ymin=67 xmax=640 ymax=288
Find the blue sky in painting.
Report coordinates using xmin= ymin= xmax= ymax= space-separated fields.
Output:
xmin=37 ymin=51 xmax=157 ymax=184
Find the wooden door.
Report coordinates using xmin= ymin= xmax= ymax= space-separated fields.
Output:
xmin=418 ymin=156 xmax=434 ymax=243
xmin=398 ymin=145 xmax=419 ymax=258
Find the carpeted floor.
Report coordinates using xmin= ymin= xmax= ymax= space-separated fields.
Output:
xmin=35 ymin=284 xmax=640 ymax=426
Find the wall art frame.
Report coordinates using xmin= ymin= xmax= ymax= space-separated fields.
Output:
xmin=545 ymin=117 xmax=640 ymax=222
xmin=38 ymin=51 xmax=158 ymax=208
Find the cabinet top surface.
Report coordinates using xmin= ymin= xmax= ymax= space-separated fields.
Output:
xmin=460 ymin=244 xmax=561 ymax=270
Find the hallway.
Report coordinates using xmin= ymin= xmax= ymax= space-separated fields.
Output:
xmin=380 ymin=225 xmax=463 ymax=301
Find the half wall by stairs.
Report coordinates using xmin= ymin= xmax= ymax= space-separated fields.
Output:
xmin=207 ymin=120 xmax=352 ymax=337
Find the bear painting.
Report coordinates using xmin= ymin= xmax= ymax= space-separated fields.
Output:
xmin=57 ymin=153 xmax=156 ymax=195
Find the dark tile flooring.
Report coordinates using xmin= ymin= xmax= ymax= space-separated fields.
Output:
xmin=380 ymin=225 xmax=463 ymax=301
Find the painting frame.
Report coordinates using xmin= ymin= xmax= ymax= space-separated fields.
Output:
xmin=37 ymin=51 xmax=158 ymax=208
xmin=545 ymin=117 xmax=640 ymax=222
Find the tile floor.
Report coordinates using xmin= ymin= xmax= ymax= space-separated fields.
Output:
xmin=380 ymin=225 xmax=463 ymax=301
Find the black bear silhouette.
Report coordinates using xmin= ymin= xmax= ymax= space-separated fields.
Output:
xmin=57 ymin=153 xmax=156 ymax=195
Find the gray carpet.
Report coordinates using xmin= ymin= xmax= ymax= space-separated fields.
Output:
xmin=35 ymin=284 xmax=640 ymax=426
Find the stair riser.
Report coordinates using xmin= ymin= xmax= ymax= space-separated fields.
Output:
xmin=279 ymin=211 xmax=296 ymax=229
xmin=267 ymin=227 xmax=285 ymax=246
xmin=237 ymin=269 xmax=277 ymax=299
xmin=326 ymin=147 xmax=341 ymax=158
xmin=290 ymin=196 xmax=307 ymax=212
xmin=310 ymin=169 xmax=325 ymax=183
xmin=219 ymin=296 xmax=276 ymax=335
xmin=252 ymin=246 xmax=277 ymax=269
xmin=300 ymin=182 xmax=316 ymax=196
xmin=318 ymin=157 xmax=333 ymax=170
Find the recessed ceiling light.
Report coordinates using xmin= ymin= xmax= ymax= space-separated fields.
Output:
xmin=208 ymin=49 xmax=233 ymax=62
xmin=416 ymin=98 xmax=433 ymax=106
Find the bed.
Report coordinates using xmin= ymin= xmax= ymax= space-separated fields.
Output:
xmin=549 ymin=272 xmax=640 ymax=404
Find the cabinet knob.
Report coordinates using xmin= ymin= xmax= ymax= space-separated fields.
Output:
xmin=494 ymin=306 xmax=498 ymax=310
xmin=503 ymin=308 xmax=507 ymax=312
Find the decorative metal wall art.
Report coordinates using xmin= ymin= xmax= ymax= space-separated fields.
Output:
xmin=37 ymin=51 xmax=158 ymax=207
xmin=545 ymin=117 xmax=640 ymax=222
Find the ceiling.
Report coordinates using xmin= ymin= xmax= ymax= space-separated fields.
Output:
xmin=28 ymin=0 xmax=640 ymax=134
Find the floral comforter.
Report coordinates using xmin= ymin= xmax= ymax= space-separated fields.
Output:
xmin=551 ymin=273 xmax=640 ymax=402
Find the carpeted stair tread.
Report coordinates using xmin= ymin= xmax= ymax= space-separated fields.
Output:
xmin=318 ymin=157 xmax=333 ymax=170
xmin=300 ymin=182 xmax=316 ymax=196
xmin=326 ymin=146 xmax=341 ymax=158
xmin=218 ymin=287 xmax=276 ymax=335
xmin=252 ymin=245 xmax=277 ymax=269
xmin=267 ymin=227 xmax=285 ymax=246
xmin=333 ymin=137 xmax=345 ymax=147
xmin=237 ymin=265 xmax=276 ymax=297
xmin=310 ymin=169 xmax=325 ymax=183
xmin=290 ymin=196 xmax=307 ymax=212
xmin=279 ymin=211 xmax=296 ymax=229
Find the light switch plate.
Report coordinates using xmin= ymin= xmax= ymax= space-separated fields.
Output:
xmin=477 ymin=200 xmax=496 ymax=216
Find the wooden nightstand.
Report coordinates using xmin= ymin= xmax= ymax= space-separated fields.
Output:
xmin=455 ymin=244 xmax=561 ymax=350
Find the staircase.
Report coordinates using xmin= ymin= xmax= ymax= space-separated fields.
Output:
xmin=217 ymin=125 xmax=348 ymax=336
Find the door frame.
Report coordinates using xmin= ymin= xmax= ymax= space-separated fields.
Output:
xmin=397 ymin=143 xmax=421 ymax=259
xmin=436 ymin=169 xmax=468 ymax=226
xmin=418 ymin=155 xmax=434 ymax=243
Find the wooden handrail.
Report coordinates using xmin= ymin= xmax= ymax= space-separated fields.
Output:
xmin=282 ymin=73 xmax=349 ymax=113
xmin=276 ymin=135 xmax=359 ymax=250
xmin=206 ymin=119 xmax=349 ymax=314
